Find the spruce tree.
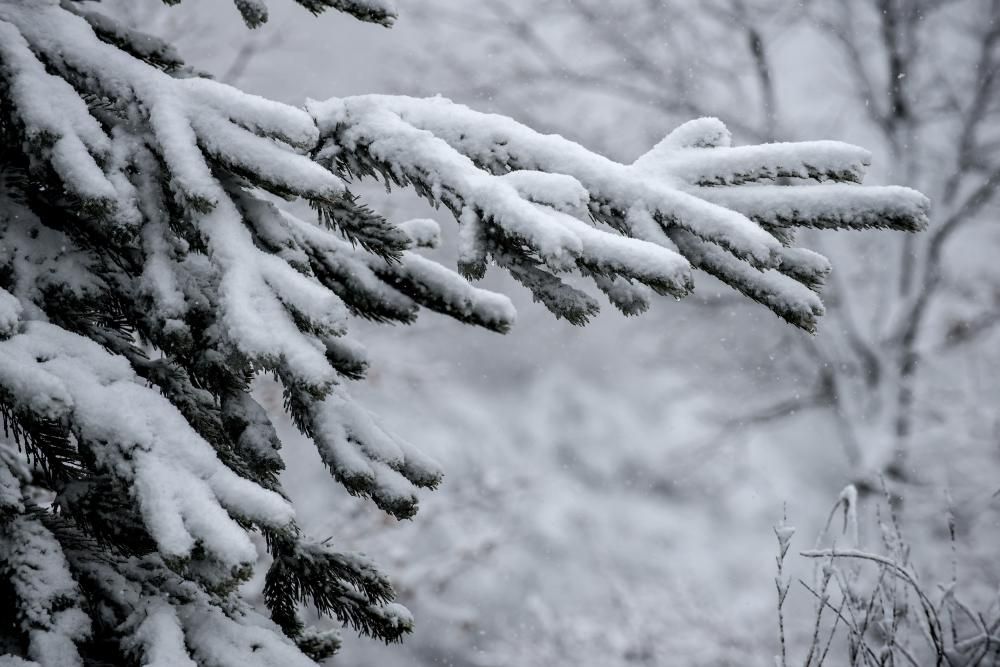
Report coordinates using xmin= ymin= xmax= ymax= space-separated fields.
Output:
xmin=0 ymin=1 xmax=928 ymax=665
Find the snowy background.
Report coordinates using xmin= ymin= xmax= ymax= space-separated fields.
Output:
xmin=106 ymin=2 xmax=1000 ymax=664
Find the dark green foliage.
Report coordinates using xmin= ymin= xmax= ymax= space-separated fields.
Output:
xmin=293 ymin=0 xmax=395 ymax=27
xmin=264 ymin=530 xmax=411 ymax=644
xmin=312 ymin=194 xmax=412 ymax=262
xmin=234 ymin=0 xmax=269 ymax=29
xmin=0 ymin=401 xmax=80 ymax=487
xmin=322 ymin=336 xmax=369 ymax=380
xmin=495 ymin=249 xmax=601 ymax=326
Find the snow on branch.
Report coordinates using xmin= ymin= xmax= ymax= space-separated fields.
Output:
xmin=75 ymin=547 xmax=332 ymax=667
xmin=313 ymin=96 xmax=929 ymax=331
xmin=0 ymin=322 xmax=295 ymax=565
xmin=635 ymin=116 xmax=873 ymax=185
xmin=0 ymin=20 xmax=126 ymax=221
xmin=311 ymin=96 xmax=697 ymax=323
xmin=0 ymin=513 xmax=91 ymax=666
xmin=227 ymin=0 xmax=398 ymax=28
xmin=0 ymin=3 xmax=340 ymax=210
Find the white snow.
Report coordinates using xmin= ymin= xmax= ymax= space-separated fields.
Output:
xmin=397 ymin=218 xmax=441 ymax=248
xmin=0 ymin=322 xmax=296 ymax=565
xmin=0 ymin=515 xmax=91 ymax=667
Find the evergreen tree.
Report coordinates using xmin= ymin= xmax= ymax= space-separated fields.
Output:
xmin=0 ymin=1 xmax=928 ymax=665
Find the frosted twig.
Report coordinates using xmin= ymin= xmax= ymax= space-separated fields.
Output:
xmin=773 ymin=509 xmax=795 ymax=667
xmin=800 ymin=548 xmax=946 ymax=663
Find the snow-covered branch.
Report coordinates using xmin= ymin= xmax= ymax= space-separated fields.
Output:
xmin=312 ymin=96 xmax=927 ymax=330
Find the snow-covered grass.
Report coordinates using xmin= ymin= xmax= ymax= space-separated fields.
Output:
xmin=779 ymin=484 xmax=1000 ymax=667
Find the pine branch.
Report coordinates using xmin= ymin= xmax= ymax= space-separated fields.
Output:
xmin=0 ymin=397 xmax=81 ymax=488
xmin=311 ymin=193 xmax=411 ymax=262
xmin=264 ymin=530 xmax=411 ymax=643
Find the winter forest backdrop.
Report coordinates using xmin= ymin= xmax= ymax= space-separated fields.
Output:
xmin=11 ymin=1 xmax=1000 ymax=665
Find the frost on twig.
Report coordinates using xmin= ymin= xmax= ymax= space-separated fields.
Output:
xmin=782 ymin=486 xmax=996 ymax=667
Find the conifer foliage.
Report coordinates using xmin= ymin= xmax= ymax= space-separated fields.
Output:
xmin=0 ymin=1 xmax=928 ymax=665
